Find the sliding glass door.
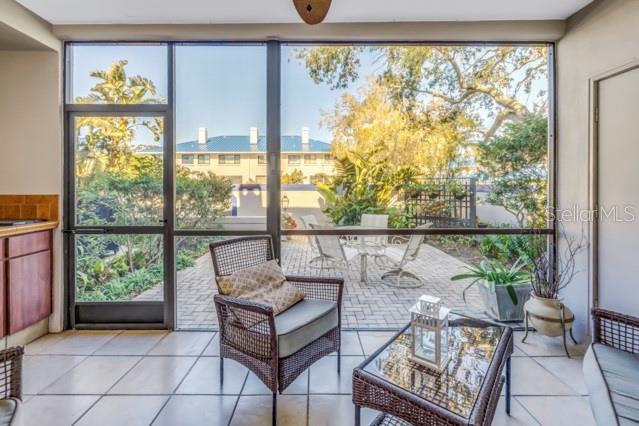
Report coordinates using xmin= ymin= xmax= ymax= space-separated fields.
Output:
xmin=65 ymin=44 xmax=173 ymax=327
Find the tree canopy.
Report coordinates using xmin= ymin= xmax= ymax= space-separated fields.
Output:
xmin=478 ymin=114 xmax=548 ymax=227
xmin=326 ymin=82 xmax=468 ymax=177
xmin=297 ymin=45 xmax=547 ymax=143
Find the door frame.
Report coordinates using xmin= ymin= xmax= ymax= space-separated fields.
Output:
xmin=64 ymin=109 xmax=173 ymax=329
xmin=589 ymin=58 xmax=639 ymax=309
xmin=63 ymin=42 xmax=176 ymax=328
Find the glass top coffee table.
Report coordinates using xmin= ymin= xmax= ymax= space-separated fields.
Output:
xmin=352 ymin=313 xmax=513 ymax=425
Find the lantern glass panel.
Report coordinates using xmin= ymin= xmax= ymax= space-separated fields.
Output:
xmin=415 ymin=325 xmax=437 ymax=364
xmin=441 ymin=321 xmax=449 ymax=361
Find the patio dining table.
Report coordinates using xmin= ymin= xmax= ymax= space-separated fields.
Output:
xmin=337 ymin=225 xmax=388 ymax=283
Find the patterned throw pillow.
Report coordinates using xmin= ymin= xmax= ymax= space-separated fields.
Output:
xmin=217 ymin=260 xmax=304 ymax=315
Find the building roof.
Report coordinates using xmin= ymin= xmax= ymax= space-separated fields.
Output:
xmin=139 ymin=135 xmax=331 ymax=154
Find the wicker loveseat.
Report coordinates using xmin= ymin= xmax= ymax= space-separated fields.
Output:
xmin=0 ymin=347 xmax=23 ymax=426
xmin=584 ymin=308 xmax=639 ymax=425
xmin=210 ymin=236 xmax=343 ymax=426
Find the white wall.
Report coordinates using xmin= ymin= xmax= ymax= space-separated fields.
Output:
xmin=0 ymin=0 xmax=59 ymax=51
xmin=557 ymin=0 xmax=639 ymax=339
xmin=0 ymin=1 xmax=63 ymax=335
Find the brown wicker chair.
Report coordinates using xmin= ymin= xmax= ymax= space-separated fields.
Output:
xmin=0 ymin=346 xmax=24 ymax=426
xmin=210 ymin=236 xmax=344 ymax=426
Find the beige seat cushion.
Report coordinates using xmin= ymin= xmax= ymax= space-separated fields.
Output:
xmin=0 ymin=398 xmax=21 ymax=426
xmin=584 ymin=343 xmax=639 ymax=425
xmin=275 ymin=299 xmax=338 ymax=358
xmin=217 ymin=260 xmax=304 ymax=315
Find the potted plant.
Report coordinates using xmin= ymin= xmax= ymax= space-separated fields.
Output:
xmin=281 ymin=212 xmax=297 ymax=240
xmin=423 ymin=181 xmax=441 ymax=199
xmin=446 ymin=180 xmax=467 ymax=200
xmin=451 ymin=258 xmax=532 ymax=322
xmin=523 ymin=230 xmax=585 ymax=350
xmin=405 ymin=183 xmax=424 ymax=198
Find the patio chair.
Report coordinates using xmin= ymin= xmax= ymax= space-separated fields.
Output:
xmin=359 ymin=213 xmax=390 ymax=262
xmin=309 ymin=223 xmax=359 ymax=275
xmin=0 ymin=346 xmax=23 ymax=426
xmin=210 ymin=236 xmax=343 ymax=426
xmin=379 ymin=224 xmax=430 ymax=288
xmin=299 ymin=214 xmax=323 ymax=269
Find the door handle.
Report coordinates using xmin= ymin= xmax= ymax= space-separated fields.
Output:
xmin=64 ymin=229 xmax=108 ymax=234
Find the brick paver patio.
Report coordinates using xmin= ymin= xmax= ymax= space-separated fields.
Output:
xmin=135 ymin=237 xmax=485 ymax=330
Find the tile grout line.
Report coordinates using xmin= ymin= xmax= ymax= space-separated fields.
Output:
xmin=355 ymin=331 xmax=366 ymax=356
xmin=27 ymin=330 xmax=131 ymax=396
xmin=306 ymin=365 xmax=311 ymax=426
xmin=529 ymin=355 xmax=587 ymax=396
xmin=149 ymin=395 xmax=173 ymax=425
xmin=227 ymin=368 xmax=250 ymax=425
xmin=71 ymin=394 xmax=105 ymax=425
xmin=512 ymin=396 xmax=543 ymax=426
xmin=197 ymin=332 xmax=217 ymax=357
xmin=146 ymin=344 xmax=210 ymax=425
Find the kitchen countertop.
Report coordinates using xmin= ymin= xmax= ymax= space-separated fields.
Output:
xmin=0 ymin=220 xmax=59 ymax=238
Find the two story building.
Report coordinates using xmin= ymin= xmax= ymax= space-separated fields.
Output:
xmin=144 ymin=127 xmax=334 ymax=185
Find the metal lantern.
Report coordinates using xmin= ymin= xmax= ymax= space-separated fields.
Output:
xmin=409 ymin=295 xmax=451 ymax=372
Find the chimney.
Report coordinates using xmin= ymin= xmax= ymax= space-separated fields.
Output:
xmin=250 ymin=127 xmax=259 ymax=145
xmin=198 ymin=127 xmax=208 ymax=145
xmin=301 ymin=127 xmax=309 ymax=145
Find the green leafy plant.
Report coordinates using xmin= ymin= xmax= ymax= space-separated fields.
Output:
xmin=480 ymin=234 xmax=546 ymax=266
xmin=281 ymin=212 xmax=298 ymax=230
xmin=446 ymin=180 xmax=467 ymax=199
xmin=386 ymin=208 xmax=416 ymax=228
xmin=478 ymin=114 xmax=548 ymax=227
xmin=316 ymin=149 xmax=418 ymax=226
xmin=451 ymin=258 xmax=530 ymax=305
xmin=423 ymin=181 xmax=442 ymax=198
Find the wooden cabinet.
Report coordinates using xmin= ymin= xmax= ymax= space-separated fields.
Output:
xmin=0 ymin=258 xmax=5 ymax=338
xmin=0 ymin=230 xmax=52 ymax=337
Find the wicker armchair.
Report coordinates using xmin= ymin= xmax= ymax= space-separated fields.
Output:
xmin=0 ymin=347 xmax=23 ymax=426
xmin=210 ymin=236 xmax=344 ymax=426
xmin=584 ymin=308 xmax=639 ymax=425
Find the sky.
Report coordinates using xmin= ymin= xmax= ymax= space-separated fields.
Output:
xmin=71 ymin=44 xmax=362 ymax=145
xmin=71 ymin=44 xmax=547 ymax=147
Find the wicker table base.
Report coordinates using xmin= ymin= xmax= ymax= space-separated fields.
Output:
xmin=353 ymin=315 xmax=513 ymax=426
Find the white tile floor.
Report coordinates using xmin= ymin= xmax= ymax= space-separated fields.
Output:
xmin=20 ymin=329 xmax=596 ymax=426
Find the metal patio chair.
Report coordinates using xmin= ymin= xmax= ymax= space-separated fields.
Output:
xmin=210 ymin=236 xmax=343 ymax=426
xmin=299 ymin=214 xmax=323 ymax=269
xmin=309 ymin=223 xmax=359 ymax=276
xmin=379 ymin=224 xmax=430 ymax=288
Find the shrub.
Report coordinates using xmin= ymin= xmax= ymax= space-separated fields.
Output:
xmin=479 ymin=234 xmax=546 ymax=266
xmin=317 ymin=149 xmax=418 ymax=226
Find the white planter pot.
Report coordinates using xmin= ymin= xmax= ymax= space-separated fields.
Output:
xmin=477 ymin=280 xmax=532 ymax=322
xmin=523 ymin=294 xmax=574 ymax=337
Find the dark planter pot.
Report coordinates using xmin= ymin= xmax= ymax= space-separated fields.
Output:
xmin=428 ymin=191 xmax=440 ymax=199
xmin=453 ymin=193 xmax=466 ymax=200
